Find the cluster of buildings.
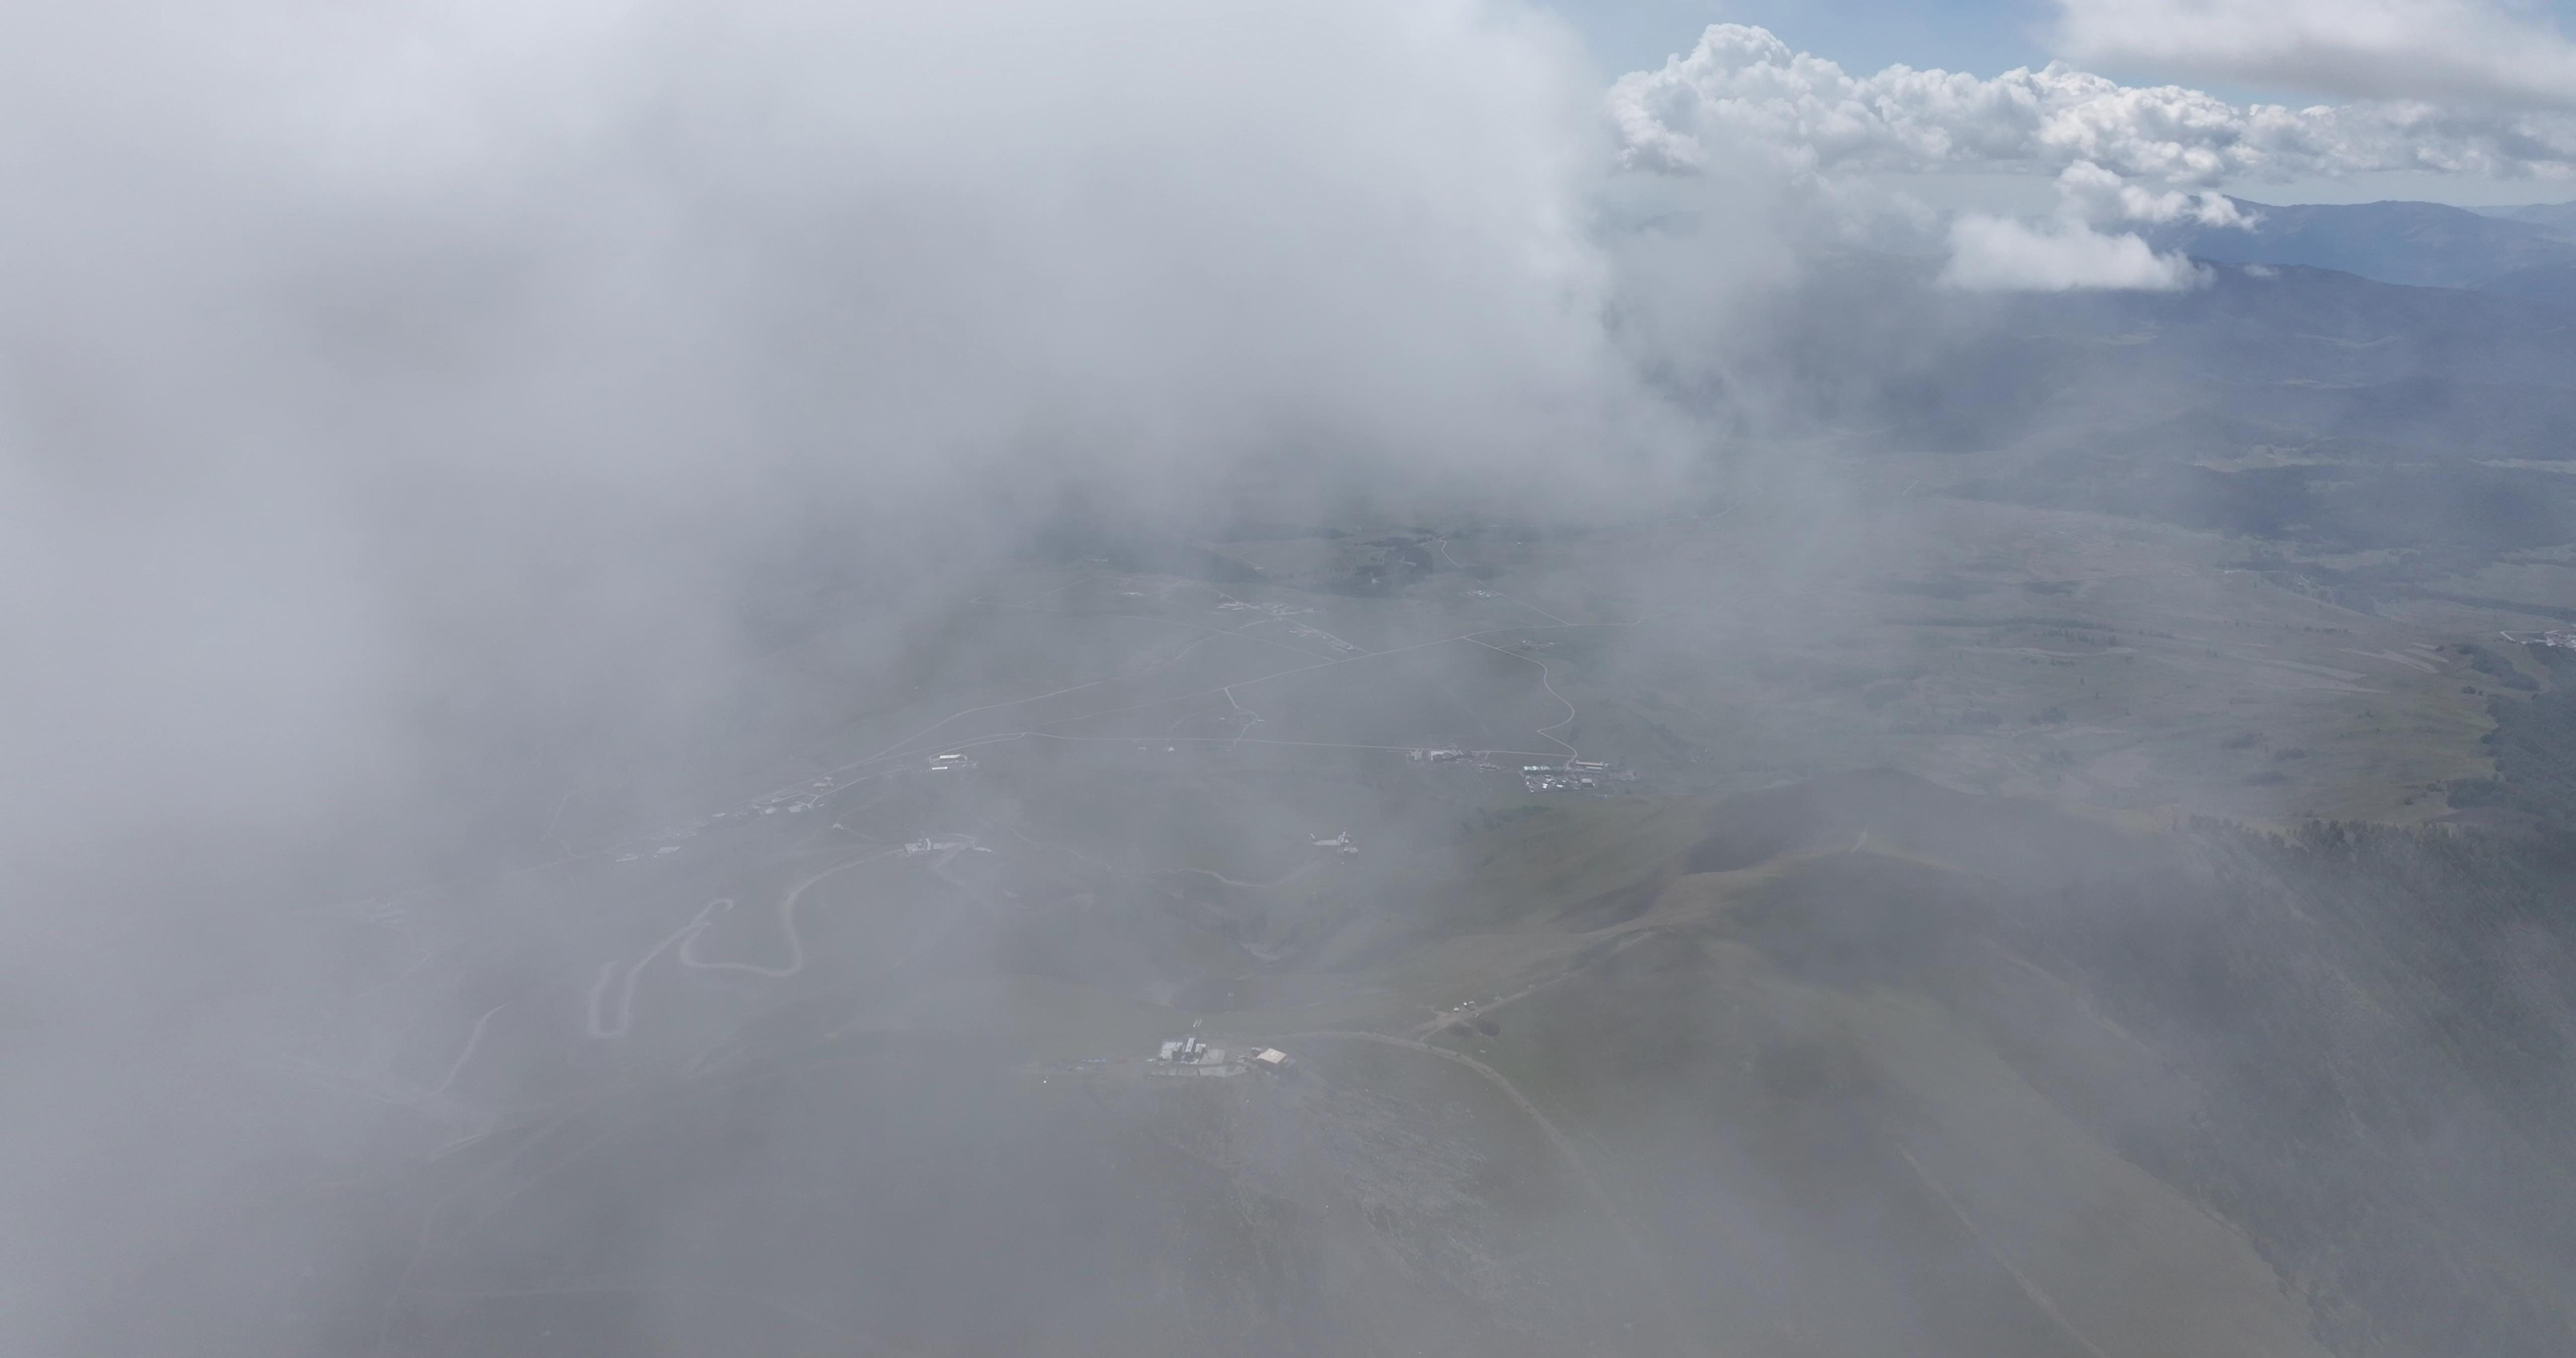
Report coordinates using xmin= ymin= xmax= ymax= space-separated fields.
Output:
xmin=1520 ymin=758 xmax=1632 ymax=793
xmin=1403 ymin=747 xmax=1637 ymax=791
xmin=2504 ymin=630 xmax=2576 ymax=649
xmin=1410 ymin=747 xmax=1506 ymax=772
xmin=1155 ymin=1033 xmax=1221 ymax=1065
xmin=1150 ymin=1029 xmax=1296 ymax=1076
xmin=1217 ymin=599 xmax=1311 ymax=619
xmin=1309 ymin=830 xmax=1359 ymax=856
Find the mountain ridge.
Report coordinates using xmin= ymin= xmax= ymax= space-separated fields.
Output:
xmin=2144 ymin=198 xmax=2576 ymax=291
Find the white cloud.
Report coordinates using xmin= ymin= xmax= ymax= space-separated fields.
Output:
xmin=1609 ymin=23 xmax=2576 ymax=185
xmin=2055 ymin=159 xmax=2249 ymax=225
xmin=1940 ymin=214 xmax=2210 ymax=291
xmin=1937 ymin=166 xmax=2215 ymax=291
xmin=2055 ymin=0 xmax=2576 ymax=108
xmin=0 ymin=0 xmax=1685 ymax=819
xmin=0 ymin=6 xmax=1718 ymax=1343
xmin=1934 ymin=163 xmax=2225 ymax=291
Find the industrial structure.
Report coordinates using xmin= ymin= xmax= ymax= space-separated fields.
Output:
xmin=1151 ymin=1025 xmax=1247 ymax=1076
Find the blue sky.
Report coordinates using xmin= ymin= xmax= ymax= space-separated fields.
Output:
xmin=1558 ymin=0 xmax=2576 ymax=82
xmin=1557 ymin=0 xmax=2050 ymax=77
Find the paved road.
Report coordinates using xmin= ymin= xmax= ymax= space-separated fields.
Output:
xmin=587 ymin=848 xmax=900 ymax=1037
xmin=679 ymin=848 xmax=902 ymax=980
xmin=1403 ymin=929 xmax=1660 ymax=1041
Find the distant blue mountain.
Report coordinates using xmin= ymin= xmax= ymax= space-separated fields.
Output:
xmin=2478 ymin=201 xmax=2576 ymax=241
xmin=2145 ymin=198 xmax=2576 ymax=291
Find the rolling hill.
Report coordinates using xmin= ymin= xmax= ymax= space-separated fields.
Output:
xmin=1266 ymin=772 xmax=2576 ymax=1357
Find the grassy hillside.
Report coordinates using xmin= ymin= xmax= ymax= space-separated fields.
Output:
xmin=1319 ymin=773 xmax=2576 ymax=1357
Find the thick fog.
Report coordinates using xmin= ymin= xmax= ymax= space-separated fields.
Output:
xmin=0 ymin=2 xmax=1758 ymax=1350
xmin=3 ymin=0 xmax=1677 ymax=852
xmin=11 ymin=2 xmax=2572 ymax=1354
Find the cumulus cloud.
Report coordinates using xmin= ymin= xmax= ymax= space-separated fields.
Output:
xmin=1609 ymin=23 xmax=2576 ymax=184
xmin=1935 ymin=162 xmax=2219 ymax=291
xmin=1940 ymin=214 xmax=2210 ymax=291
xmin=2055 ymin=0 xmax=2576 ymax=107
xmin=2055 ymin=159 xmax=2249 ymax=226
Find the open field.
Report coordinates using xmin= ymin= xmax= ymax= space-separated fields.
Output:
xmin=268 ymin=481 xmax=2576 ymax=1356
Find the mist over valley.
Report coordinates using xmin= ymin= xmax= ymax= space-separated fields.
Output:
xmin=8 ymin=3 xmax=2576 ymax=1355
